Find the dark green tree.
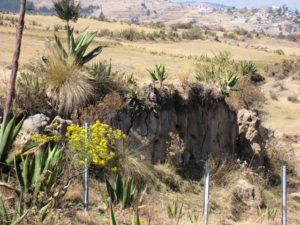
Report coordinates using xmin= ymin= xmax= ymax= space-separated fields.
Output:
xmin=53 ymin=0 xmax=80 ymax=30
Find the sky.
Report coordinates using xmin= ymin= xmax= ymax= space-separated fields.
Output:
xmin=171 ymin=0 xmax=300 ymax=10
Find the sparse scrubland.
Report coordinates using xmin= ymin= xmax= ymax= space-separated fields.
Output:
xmin=0 ymin=2 xmax=300 ymax=225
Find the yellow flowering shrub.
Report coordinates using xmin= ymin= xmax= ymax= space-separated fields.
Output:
xmin=66 ymin=120 xmax=127 ymax=167
xmin=31 ymin=122 xmax=60 ymax=143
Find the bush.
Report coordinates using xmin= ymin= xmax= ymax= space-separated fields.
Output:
xmin=236 ymin=60 xmax=257 ymax=75
xmin=274 ymin=49 xmax=285 ymax=55
xmin=225 ymin=78 xmax=265 ymax=110
xmin=121 ymin=28 xmax=141 ymax=41
xmin=171 ymin=22 xmax=192 ymax=30
xmin=66 ymin=120 xmax=126 ymax=167
xmin=182 ymin=26 xmax=204 ymax=40
xmin=12 ymin=72 xmax=50 ymax=116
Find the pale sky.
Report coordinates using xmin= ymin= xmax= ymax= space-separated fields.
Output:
xmin=172 ymin=0 xmax=300 ymax=10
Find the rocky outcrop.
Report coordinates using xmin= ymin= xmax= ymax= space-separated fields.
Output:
xmin=79 ymin=84 xmax=239 ymax=164
xmin=237 ymin=109 xmax=269 ymax=167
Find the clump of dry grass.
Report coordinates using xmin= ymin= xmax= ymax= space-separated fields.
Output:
xmin=106 ymin=140 xmax=156 ymax=184
xmin=44 ymin=50 xmax=95 ymax=115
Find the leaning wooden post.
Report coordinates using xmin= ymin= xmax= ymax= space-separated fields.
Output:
xmin=3 ymin=0 xmax=27 ymax=119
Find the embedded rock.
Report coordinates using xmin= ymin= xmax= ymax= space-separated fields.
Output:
xmin=237 ymin=109 xmax=268 ymax=167
xmin=233 ymin=179 xmax=262 ymax=207
xmin=15 ymin=114 xmax=50 ymax=145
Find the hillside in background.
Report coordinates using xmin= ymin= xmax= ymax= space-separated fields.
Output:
xmin=0 ymin=0 xmax=34 ymax=12
xmin=0 ymin=0 xmax=299 ymax=38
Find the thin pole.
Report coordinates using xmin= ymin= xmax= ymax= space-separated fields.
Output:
xmin=203 ymin=165 xmax=210 ymax=225
xmin=282 ymin=166 xmax=287 ymax=225
xmin=83 ymin=123 xmax=89 ymax=212
xmin=3 ymin=0 xmax=27 ymax=118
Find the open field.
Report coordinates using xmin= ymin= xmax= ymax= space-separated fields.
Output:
xmin=1 ymin=13 xmax=300 ymax=134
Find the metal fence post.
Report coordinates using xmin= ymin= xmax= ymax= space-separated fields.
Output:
xmin=83 ymin=123 xmax=89 ymax=212
xmin=203 ymin=165 xmax=210 ymax=225
xmin=282 ymin=166 xmax=287 ymax=225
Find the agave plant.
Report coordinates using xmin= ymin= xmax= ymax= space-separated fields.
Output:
xmin=110 ymin=202 xmax=142 ymax=225
xmin=166 ymin=201 xmax=183 ymax=218
xmin=0 ymin=194 xmax=27 ymax=225
xmin=14 ymin=145 xmax=64 ymax=199
xmin=0 ymin=117 xmax=24 ymax=164
xmin=147 ymin=64 xmax=167 ymax=88
xmin=89 ymin=61 xmax=112 ymax=80
xmin=104 ymin=174 xmax=142 ymax=209
xmin=219 ymin=72 xmax=240 ymax=96
xmin=54 ymin=28 xmax=102 ymax=66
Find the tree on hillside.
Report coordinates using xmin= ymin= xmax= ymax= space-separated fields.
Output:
xmin=53 ymin=0 xmax=80 ymax=30
xmin=3 ymin=0 xmax=27 ymax=119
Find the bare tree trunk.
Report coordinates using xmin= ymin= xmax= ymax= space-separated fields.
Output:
xmin=3 ymin=0 xmax=27 ymax=119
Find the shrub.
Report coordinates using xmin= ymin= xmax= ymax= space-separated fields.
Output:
xmin=195 ymin=52 xmax=234 ymax=84
xmin=121 ymin=28 xmax=141 ymax=41
xmin=182 ymin=26 xmax=204 ymax=40
xmin=13 ymin=72 xmax=50 ymax=116
xmin=274 ymin=49 xmax=285 ymax=55
xmin=43 ymin=52 xmax=95 ymax=115
xmin=236 ymin=60 xmax=257 ymax=75
xmin=66 ymin=120 xmax=126 ymax=167
xmin=171 ymin=22 xmax=192 ymax=30
xmin=287 ymin=95 xmax=298 ymax=103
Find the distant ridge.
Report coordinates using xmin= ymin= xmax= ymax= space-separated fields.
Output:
xmin=178 ymin=1 xmax=232 ymax=8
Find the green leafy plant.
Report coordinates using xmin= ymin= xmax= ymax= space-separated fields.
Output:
xmin=236 ymin=60 xmax=257 ymax=75
xmin=128 ymin=88 xmax=139 ymax=99
xmin=13 ymin=72 xmax=48 ymax=116
xmin=257 ymin=206 xmax=278 ymax=221
xmin=274 ymin=49 xmax=285 ymax=55
xmin=147 ymin=64 xmax=167 ymax=88
xmin=188 ymin=212 xmax=199 ymax=223
xmin=14 ymin=145 xmax=64 ymax=205
xmin=0 ymin=194 xmax=27 ymax=225
xmin=124 ymin=73 xmax=138 ymax=86
xmin=89 ymin=61 xmax=112 ymax=80
xmin=54 ymin=28 xmax=102 ymax=66
xmin=110 ymin=203 xmax=143 ymax=225
xmin=0 ymin=117 xmax=24 ymax=164
xmin=166 ymin=201 xmax=183 ymax=218
xmin=104 ymin=174 xmax=142 ymax=209
xmin=219 ymin=72 xmax=240 ymax=96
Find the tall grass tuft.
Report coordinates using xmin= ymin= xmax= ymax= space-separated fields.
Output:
xmin=44 ymin=50 xmax=95 ymax=115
